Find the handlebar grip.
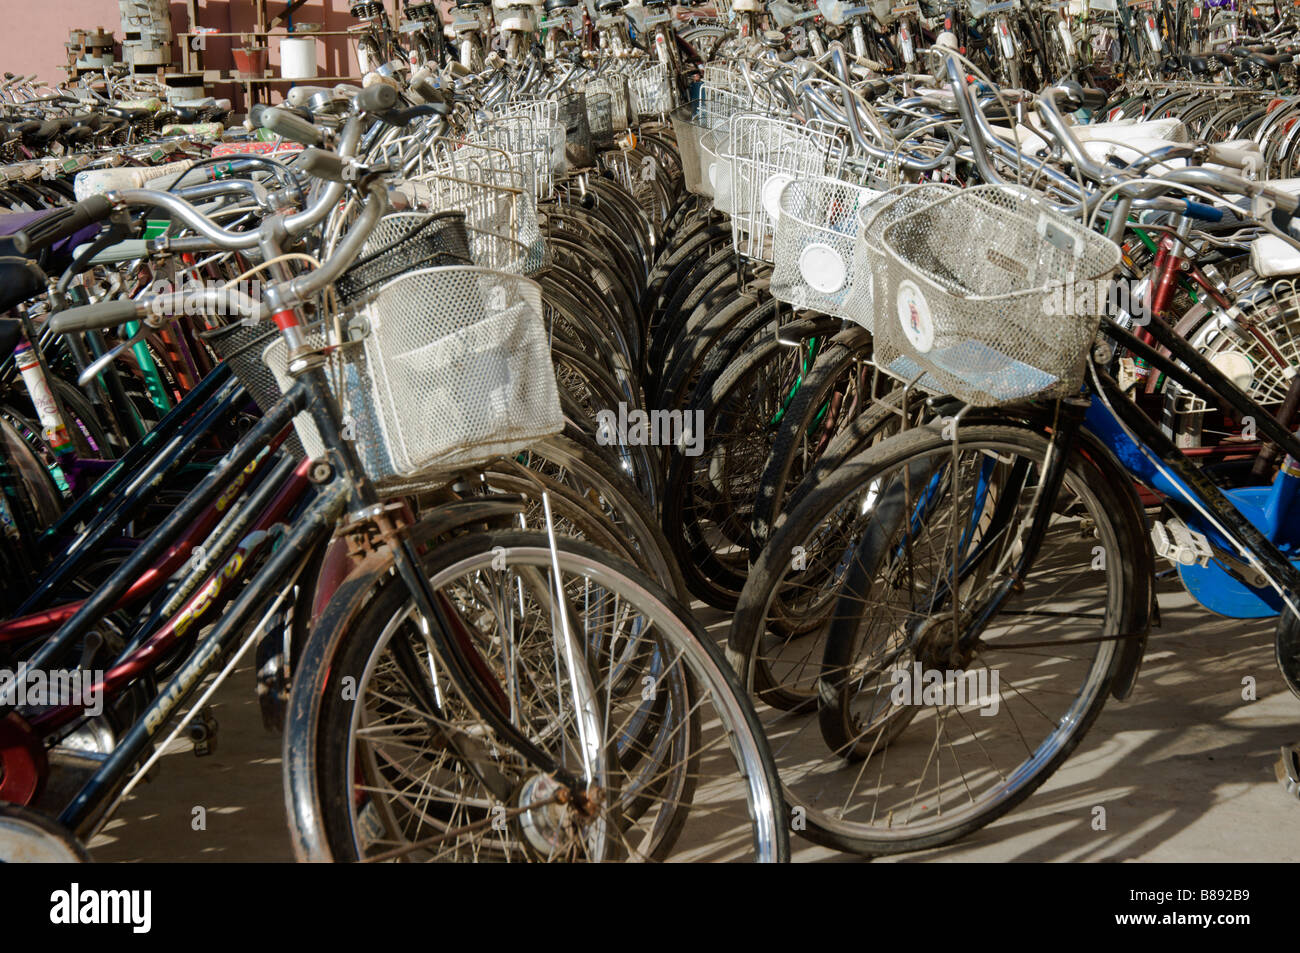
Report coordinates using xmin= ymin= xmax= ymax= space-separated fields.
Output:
xmin=260 ymin=106 xmax=323 ymax=147
xmin=356 ymin=83 xmax=400 ymax=114
xmin=47 ymin=298 xmax=145 ymax=335
xmin=1206 ymin=142 xmax=1263 ymax=175
xmin=285 ymin=86 xmax=337 ymax=108
xmin=1079 ymin=87 xmax=1108 ymax=111
xmin=297 ymin=148 xmax=347 ymax=184
xmin=1181 ymin=200 xmax=1224 ymax=223
xmin=13 ymin=195 xmax=113 ymax=255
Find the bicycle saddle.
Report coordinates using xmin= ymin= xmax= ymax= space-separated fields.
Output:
xmin=105 ymin=106 xmax=153 ymax=123
xmin=0 ymin=257 xmax=46 ymax=315
xmin=544 ymin=0 xmax=579 ymax=11
xmin=1246 ymin=51 xmax=1290 ymax=69
xmin=22 ymin=120 xmax=61 ymax=147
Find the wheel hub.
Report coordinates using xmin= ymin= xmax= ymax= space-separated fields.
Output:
xmin=0 ymin=804 xmax=89 ymax=862
xmin=518 ymin=775 xmax=604 ymax=855
xmin=518 ymin=774 xmax=572 ymax=854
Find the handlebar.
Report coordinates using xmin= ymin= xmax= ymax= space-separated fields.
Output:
xmin=12 ymin=194 xmax=113 ymax=255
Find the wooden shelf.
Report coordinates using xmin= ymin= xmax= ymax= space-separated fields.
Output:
xmin=224 ymin=74 xmax=358 ymax=84
xmin=181 ymin=0 xmax=365 ymax=105
xmin=178 ymin=30 xmax=361 ymax=38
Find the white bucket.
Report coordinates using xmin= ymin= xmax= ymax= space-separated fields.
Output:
xmin=280 ymin=37 xmax=319 ymax=80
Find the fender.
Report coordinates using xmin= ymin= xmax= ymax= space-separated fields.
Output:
xmin=282 ymin=494 xmax=527 ymax=861
xmin=827 ymin=321 xmax=873 ymax=352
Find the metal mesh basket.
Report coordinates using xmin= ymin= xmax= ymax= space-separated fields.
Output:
xmin=872 ymin=184 xmax=1122 ymax=407
xmin=587 ymin=91 xmax=614 ymax=144
xmin=585 ymin=75 xmax=631 ymax=132
xmin=671 ymin=104 xmax=710 ymax=197
xmin=628 ymin=63 xmax=675 ymax=119
xmin=404 ymin=139 xmax=549 ymax=275
xmin=265 ymin=267 xmax=564 ymax=483
xmin=848 ymin=183 xmax=959 ymax=332
xmin=770 ymin=174 xmax=882 ymax=317
xmin=203 ymin=321 xmax=307 ymax=461
xmin=335 ymin=212 xmax=473 ymax=306
xmin=700 ymin=127 xmax=730 ymax=210
xmin=555 ymin=90 xmax=595 ymax=169
xmin=722 ymin=113 xmax=846 ymax=262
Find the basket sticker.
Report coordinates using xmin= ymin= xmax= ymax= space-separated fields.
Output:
xmin=799 ymin=243 xmax=848 ymax=294
xmin=708 ymin=162 xmax=718 ymax=189
xmin=762 ymin=173 xmax=796 ymax=222
xmin=897 ymin=280 xmax=935 ymax=353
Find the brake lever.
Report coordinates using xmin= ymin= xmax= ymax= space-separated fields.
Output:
xmin=77 ymin=320 xmax=149 ymax=387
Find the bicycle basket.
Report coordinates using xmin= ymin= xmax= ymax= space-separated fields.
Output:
xmin=335 ymin=212 xmax=473 ymax=306
xmin=587 ymin=91 xmax=614 ymax=144
xmin=723 ymin=113 xmax=846 ymax=262
xmin=628 ymin=63 xmax=676 ymax=118
xmin=770 ymin=174 xmax=882 ymax=316
xmin=479 ymin=108 xmax=566 ymax=200
xmin=848 ymin=182 xmax=958 ymax=332
xmin=872 ymin=184 xmax=1121 ymax=407
xmin=555 ymin=90 xmax=595 ymax=169
xmin=203 ymin=321 xmax=307 ymax=461
xmin=700 ymin=127 xmax=729 ymax=210
xmin=585 ymin=76 xmax=631 ymax=132
xmin=265 ymin=267 xmax=562 ymax=485
xmin=406 ymin=139 xmax=549 ymax=275
xmin=671 ymin=104 xmax=710 ymax=197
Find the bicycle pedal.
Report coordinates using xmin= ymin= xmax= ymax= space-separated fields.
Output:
xmin=1150 ymin=518 xmax=1212 ymax=569
xmin=188 ymin=708 xmax=219 ymax=758
xmin=1275 ymin=744 xmax=1300 ymax=801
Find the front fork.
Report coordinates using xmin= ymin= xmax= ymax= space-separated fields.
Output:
xmin=952 ymin=404 xmax=1083 ymax=656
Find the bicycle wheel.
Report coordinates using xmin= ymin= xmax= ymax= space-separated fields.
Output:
xmin=285 ymin=531 xmax=786 ymax=862
xmin=731 ymin=423 xmax=1144 ymax=854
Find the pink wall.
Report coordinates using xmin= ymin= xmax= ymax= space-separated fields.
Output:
xmin=10 ymin=0 xmax=125 ymax=83
xmin=4 ymin=0 xmax=374 ymax=91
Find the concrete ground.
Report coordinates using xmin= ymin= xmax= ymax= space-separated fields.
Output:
xmin=81 ymin=577 xmax=1299 ymax=863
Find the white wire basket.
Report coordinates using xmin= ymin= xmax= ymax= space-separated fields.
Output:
xmin=628 ymin=63 xmax=676 ymax=119
xmin=872 ymin=184 xmax=1121 ymax=406
xmin=265 ymin=265 xmax=563 ymax=484
xmin=722 ymin=113 xmax=846 ymax=262
xmin=849 ymin=183 xmax=958 ymax=332
xmin=478 ymin=101 xmax=567 ymax=200
xmin=404 ymin=140 xmax=549 ymax=276
xmin=771 ymin=174 xmax=882 ymax=317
